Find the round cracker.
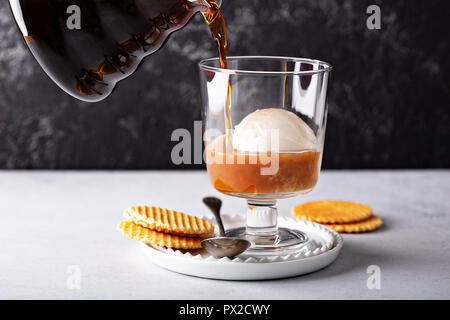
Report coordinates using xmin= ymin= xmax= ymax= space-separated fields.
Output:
xmin=324 ymin=215 xmax=383 ymax=233
xmin=117 ymin=220 xmax=203 ymax=249
xmin=292 ymin=200 xmax=373 ymax=224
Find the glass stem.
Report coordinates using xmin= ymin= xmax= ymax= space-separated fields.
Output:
xmin=246 ymin=200 xmax=278 ymax=237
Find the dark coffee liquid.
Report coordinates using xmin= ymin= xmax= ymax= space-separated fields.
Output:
xmin=10 ymin=0 xmax=227 ymax=102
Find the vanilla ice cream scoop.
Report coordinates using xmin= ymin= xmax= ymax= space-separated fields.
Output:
xmin=232 ymin=108 xmax=316 ymax=152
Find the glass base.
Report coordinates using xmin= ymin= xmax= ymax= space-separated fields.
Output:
xmin=226 ymin=227 xmax=308 ymax=256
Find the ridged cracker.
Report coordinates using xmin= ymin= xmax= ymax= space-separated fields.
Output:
xmin=292 ymin=200 xmax=373 ymax=224
xmin=117 ymin=220 xmax=203 ymax=249
xmin=124 ymin=205 xmax=214 ymax=238
xmin=324 ymin=215 xmax=383 ymax=233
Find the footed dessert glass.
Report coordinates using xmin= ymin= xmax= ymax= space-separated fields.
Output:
xmin=199 ymin=56 xmax=332 ymax=256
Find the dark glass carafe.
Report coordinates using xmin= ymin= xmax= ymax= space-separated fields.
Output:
xmin=9 ymin=0 xmax=217 ymax=102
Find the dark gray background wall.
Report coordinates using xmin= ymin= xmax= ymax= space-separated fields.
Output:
xmin=0 ymin=0 xmax=449 ymax=169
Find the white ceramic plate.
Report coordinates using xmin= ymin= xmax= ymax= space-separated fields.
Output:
xmin=140 ymin=214 xmax=343 ymax=280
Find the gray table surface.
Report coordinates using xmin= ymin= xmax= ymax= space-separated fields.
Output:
xmin=0 ymin=170 xmax=449 ymax=300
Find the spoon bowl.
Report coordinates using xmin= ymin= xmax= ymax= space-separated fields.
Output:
xmin=201 ymin=237 xmax=251 ymax=259
xmin=201 ymin=197 xmax=251 ymax=258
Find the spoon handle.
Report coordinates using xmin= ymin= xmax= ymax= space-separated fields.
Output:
xmin=212 ymin=211 xmax=226 ymax=238
xmin=203 ymin=197 xmax=226 ymax=237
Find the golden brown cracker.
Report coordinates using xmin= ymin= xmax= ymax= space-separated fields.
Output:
xmin=324 ymin=215 xmax=383 ymax=233
xmin=117 ymin=220 xmax=203 ymax=249
xmin=124 ymin=205 xmax=214 ymax=238
xmin=292 ymin=200 xmax=373 ymax=224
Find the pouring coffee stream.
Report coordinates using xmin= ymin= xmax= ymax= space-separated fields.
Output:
xmin=9 ymin=0 xmax=226 ymax=102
